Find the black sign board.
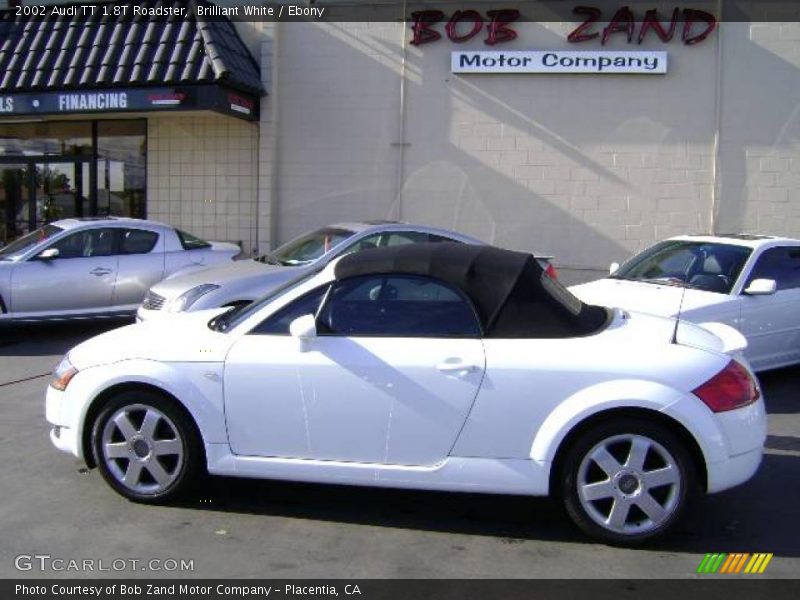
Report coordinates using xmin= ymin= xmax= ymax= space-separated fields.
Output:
xmin=0 ymin=85 xmax=258 ymax=121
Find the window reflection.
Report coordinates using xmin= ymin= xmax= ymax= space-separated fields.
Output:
xmin=0 ymin=120 xmax=146 ymax=244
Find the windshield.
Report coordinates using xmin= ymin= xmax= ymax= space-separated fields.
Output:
xmin=612 ymin=240 xmax=752 ymax=294
xmin=209 ymin=269 xmax=320 ymax=333
xmin=266 ymin=227 xmax=354 ymax=266
xmin=0 ymin=224 xmax=64 ymax=260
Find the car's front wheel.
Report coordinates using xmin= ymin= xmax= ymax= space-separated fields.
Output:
xmin=91 ymin=391 xmax=202 ymax=503
xmin=560 ymin=418 xmax=697 ymax=545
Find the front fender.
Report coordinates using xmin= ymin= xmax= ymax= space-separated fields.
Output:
xmin=68 ymin=359 xmax=227 ymax=460
xmin=529 ymin=379 xmax=727 ymax=467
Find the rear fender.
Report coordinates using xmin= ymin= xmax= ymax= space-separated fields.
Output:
xmin=529 ymin=379 xmax=727 ymax=467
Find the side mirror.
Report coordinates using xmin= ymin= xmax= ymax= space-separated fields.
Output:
xmin=609 ymin=262 xmax=620 ymax=275
xmin=36 ymin=248 xmax=60 ymax=261
xmin=743 ymin=278 xmax=777 ymax=296
xmin=289 ymin=314 xmax=317 ymax=352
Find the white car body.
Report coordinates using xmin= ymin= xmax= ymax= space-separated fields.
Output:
xmin=0 ymin=217 xmax=240 ymax=322
xmin=46 ymin=243 xmax=765 ymax=543
xmin=570 ymin=235 xmax=800 ymax=372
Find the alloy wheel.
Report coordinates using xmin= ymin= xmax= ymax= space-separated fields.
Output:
xmin=100 ymin=403 xmax=185 ymax=495
xmin=576 ymin=433 xmax=682 ymax=536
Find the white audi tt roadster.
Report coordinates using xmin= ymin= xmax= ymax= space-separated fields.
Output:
xmin=46 ymin=243 xmax=766 ymax=544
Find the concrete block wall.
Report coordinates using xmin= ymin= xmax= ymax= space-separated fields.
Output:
xmin=257 ymin=22 xmax=276 ymax=255
xmin=146 ymin=115 xmax=259 ymax=253
xmin=715 ymin=23 xmax=800 ymax=238
xmin=270 ymin=22 xmax=403 ymax=244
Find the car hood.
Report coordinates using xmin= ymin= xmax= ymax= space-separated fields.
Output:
xmin=68 ymin=309 xmax=234 ymax=369
xmin=156 ymin=259 xmax=298 ymax=298
xmin=570 ymin=278 xmax=727 ymax=317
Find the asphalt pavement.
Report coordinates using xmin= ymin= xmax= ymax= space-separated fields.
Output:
xmin=0 ymin=321 xmax=798 ymax=578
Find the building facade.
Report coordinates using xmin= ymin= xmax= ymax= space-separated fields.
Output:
xmin=2 ymin=1 xmax=799 ymax=283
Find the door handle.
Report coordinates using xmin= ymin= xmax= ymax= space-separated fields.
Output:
xmin=436 ymin=361 xmax=478 ymax=373
xmin=90 ymin=267 xmax=112 ymax=276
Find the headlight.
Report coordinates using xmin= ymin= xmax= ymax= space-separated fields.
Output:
xmin=50 ymin=356 xmax=78 ymax=391
xmin=166 ymin=284 xmax=221 ymax=312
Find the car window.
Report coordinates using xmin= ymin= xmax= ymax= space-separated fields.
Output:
xmin=342 ymin=231 xmax=459 ymax=254
xmin=383 ymin=231 xmax=431 ymax=246
xmin=428 ymin=233 xmax=459 ymax=243
xmin=119 ymin=229 xmax=158 ymax=255
xmin=48 ymin=228 xmax=116 ymax=259
xmin=318 ymin=274 xmax=480 ymax=337
xmin=614 ymin=240 xmax=751 ymax=294
xmin=270 ymin=227 xmax=353 ymax=265
xmin=0 ymin=224 xmax=63 ymax=260
xmin=344 ymin=233 xmax=382 ymax=253
xmin=746 ymin=247 xmax=800 ymax=291
xmin=176 ymin=229 xmax=211 ymax=250
xmin=251 ymin=285 xmax=330 ymax=335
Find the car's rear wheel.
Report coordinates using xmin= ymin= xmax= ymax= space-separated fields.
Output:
xmin=91 ymin=391 xmax=202 ymax=503
xmin=560 ymin=418 xmax=697 ymax=545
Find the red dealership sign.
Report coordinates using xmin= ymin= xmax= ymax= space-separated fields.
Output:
xmin=568 ymin=6 xmax=717 ymax=45
xmin=409 ymin=9 xmax=520 ymax=45
xmin=408 ymin=5 xmax=716 ymax=46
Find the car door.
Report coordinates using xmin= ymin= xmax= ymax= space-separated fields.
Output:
xmin=738 ymin=246 xmax=800 ymax=370
xmin=112 ymin=227 xmax=164 ymax=307
xmin=9 ymin=228 xmax=117 ymax=315
xmin=223 ymin=274 xmax=486 ymax=466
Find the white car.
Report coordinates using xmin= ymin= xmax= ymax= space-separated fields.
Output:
xmin=570 ymin=234 xmax=800 ymax=372
xmin=136 ymin=221 xmax=557 ymax=322
xmin=46 ymin=243 xmax=765 ymax=545
xmin=0 ymin=218 xmax=240 ymax=322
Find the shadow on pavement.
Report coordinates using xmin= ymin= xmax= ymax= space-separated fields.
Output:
xmin=0 ymin=319 xmax=133 ymax=356
xmin=170 ymin=448 xmax=798 ymax=556
xmin=759 ymin=365 xmax=800 ymax=415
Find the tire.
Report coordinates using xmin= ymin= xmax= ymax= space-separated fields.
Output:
xmin=560 ymin=417 xmax=697 ymax=545
xmin=91 ymin=390 xmax=203 ymax=503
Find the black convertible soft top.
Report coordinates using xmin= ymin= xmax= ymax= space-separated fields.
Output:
xmin=334 ymin=242 xmax=610 ymax=338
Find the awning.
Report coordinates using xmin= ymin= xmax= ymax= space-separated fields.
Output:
xmin=0 ymin=0 xmax=265 ymax=121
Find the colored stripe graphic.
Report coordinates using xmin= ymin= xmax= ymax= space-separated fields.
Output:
xmin=698 ymin=553 xmax=773 ymax=574
xmin=734 ymin=553 xmax=750 ymax=573
xmin=696 ymin=554 xmax=713 ymax=573
xmin=697 ymin=553 xmax=726 ymax=573
xmin=720 ymin=554 xmax=736 ymax=573
xmin=744 ymin=553 xmax=774 ymax=574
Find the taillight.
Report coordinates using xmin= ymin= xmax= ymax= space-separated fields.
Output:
xmin=545 ymin=263 xmax=559 ymax=280
xmin=692 ymin=360 xmax=759 ymax=413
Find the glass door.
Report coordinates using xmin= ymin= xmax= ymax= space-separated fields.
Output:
xmin=0 ymin=163 xmax=31 ymax=245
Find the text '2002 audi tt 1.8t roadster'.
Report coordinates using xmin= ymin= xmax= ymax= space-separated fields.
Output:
xmin=46 ymin=243 xmax=766 ymax=545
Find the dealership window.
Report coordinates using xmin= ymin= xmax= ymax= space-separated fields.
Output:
xmin=0 ymin=120 xmax=146 ymax=245
xmin=97 ymin=121 xmax=147 ymax=225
